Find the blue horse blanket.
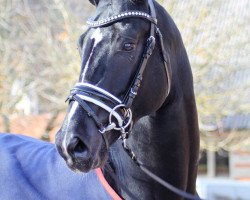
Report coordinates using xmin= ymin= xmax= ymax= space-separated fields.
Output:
xmin=0 ymin=133 xmax=116 ymax=200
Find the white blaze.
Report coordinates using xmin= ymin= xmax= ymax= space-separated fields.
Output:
xmin=81 ymin=28 xmax=103 ymax=81
xmin=62 ymin=101 xmax=79 ymax=164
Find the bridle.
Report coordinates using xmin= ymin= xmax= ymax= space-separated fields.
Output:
xmin=67 ymin=0 xmax=171 ymax=147
xmin=67 ymin=0 xmax=201 ymax=199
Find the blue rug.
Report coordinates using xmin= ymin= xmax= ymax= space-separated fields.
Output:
xmin=0 ymin=133 xmax=115 ymax=200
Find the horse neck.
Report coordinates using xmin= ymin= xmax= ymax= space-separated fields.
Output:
xmin=105 ymin=94 xmax=199 ymax=199
xmin=103 ymin=3 xmax=200 ymax=199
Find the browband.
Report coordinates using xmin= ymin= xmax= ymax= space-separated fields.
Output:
xmin=87 ymin=11 xmax=157 ymax=28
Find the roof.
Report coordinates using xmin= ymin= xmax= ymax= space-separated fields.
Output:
xmin=200 ymin=114 xmax=250 ymax=132
xmin=0 ymin=113 xmax=65 ymax=142
xmin=222 ymin=114 xmax=250 ymax=131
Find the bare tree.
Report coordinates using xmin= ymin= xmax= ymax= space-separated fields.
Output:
xmin=0 ymin=0 xmax=249 ymax=149
xmin=0 ymin=0 xmax=94 ymax=136
xmin=163 ymin=0 xmax=250 ymax=151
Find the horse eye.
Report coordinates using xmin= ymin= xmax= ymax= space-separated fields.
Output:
xmin=123 ymin=43 xmax=135 ymax=51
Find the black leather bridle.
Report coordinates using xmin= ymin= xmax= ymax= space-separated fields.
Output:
xmin=67 ymin=0 xmax=171 ymax=146
xmin=67 ymin=0 xmax=201 ymax=199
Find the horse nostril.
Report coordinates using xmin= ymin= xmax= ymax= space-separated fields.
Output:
xmin=68 ymin=137 xmax=88 ymax=158
xmin=74 ymin=139 xmax=86 ymax=153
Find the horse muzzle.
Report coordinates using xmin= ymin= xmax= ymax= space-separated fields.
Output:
xmin=55 ymin=130 xmax=99 ymax=172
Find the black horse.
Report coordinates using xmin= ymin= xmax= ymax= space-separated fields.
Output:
xmin=55 ymin=0 xmax=200 ymax=199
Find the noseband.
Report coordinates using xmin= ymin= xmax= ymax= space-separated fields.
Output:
xmin=67 ymin=0 xmax=171 ymax=148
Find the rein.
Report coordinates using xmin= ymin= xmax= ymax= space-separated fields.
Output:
xmin=67 ymin=0 xmax=201 ymax=199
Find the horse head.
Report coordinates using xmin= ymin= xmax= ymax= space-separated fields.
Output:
xmin=56 ymin=0 xmax=170 ymax=173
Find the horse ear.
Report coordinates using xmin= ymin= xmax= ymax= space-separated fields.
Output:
xmin=89 ymin=0 xmax=99 ymax=6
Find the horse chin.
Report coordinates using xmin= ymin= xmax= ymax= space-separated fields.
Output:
xmin=68 ymin=150 xmax=108 ymax=173
xmin=67 ymin=158 xmax=93 ymax=173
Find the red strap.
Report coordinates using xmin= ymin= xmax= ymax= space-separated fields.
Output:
xmin=95 ymin=168 xmax=122 ymax=200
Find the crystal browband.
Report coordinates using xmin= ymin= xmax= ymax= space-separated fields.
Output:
xmin=87 ymin=11 xmax=157 ymax=28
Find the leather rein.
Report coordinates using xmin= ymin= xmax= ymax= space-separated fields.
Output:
xmin=67 ymin=0 xmax=201 ymax=199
